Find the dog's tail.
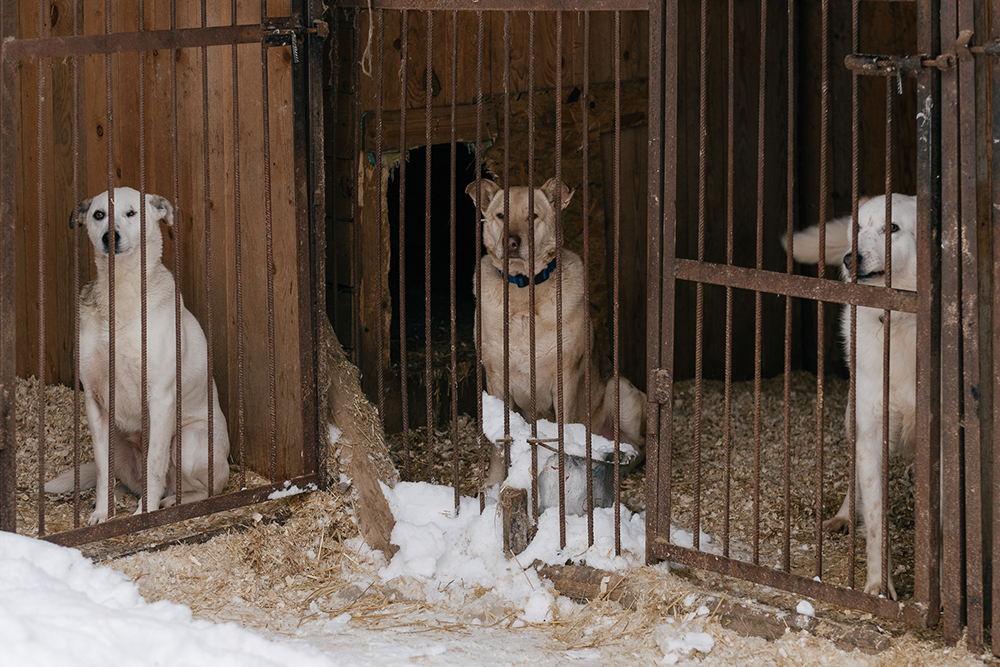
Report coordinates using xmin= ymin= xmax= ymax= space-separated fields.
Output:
xmin=780 ymin=214 xmax=853 ymax=267
xmin=44 ymin=462 xmax=97 ymax=494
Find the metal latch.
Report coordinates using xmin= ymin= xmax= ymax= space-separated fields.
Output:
xmin=845 ymin=32 xmax=1000 ymax=77
xmin=262 ymin=17 xmax=328 ymax=64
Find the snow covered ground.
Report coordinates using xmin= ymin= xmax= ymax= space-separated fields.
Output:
xmin=0 ymin=395 xmax=987 ymax=665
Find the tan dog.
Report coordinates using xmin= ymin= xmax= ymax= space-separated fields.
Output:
xmin=46 ymin=187 xmax=230 ymax=524
xmin=466 ymin=177 xmax=646 ymax=487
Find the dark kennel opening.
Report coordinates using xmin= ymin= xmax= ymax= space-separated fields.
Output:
xmin=384 ymin=143 xmax=482 ymax=437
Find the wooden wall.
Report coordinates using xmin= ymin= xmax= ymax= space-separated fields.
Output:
xmin=14 ymin=0 xmax=309 ymax=479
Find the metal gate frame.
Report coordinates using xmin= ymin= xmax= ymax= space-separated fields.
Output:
xmin=0 ymin=0 xmax=328 ymax=546
xmin=646 ymin=0 xmax=954 ymax=631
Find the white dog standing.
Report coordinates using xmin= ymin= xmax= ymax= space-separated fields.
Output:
xmin=46 ymin=187 xmax=230 ymax=524
xmin=784 ymin=193 xmax=917 ymax=599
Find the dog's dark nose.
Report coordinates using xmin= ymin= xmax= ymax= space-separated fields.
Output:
xmin=102 ymin=230 xmax=121 ymax=253
xmin=507 ymin=235 xmax=521 ymax=254
xmin=843 ymin=252 xmax=853 ymax=269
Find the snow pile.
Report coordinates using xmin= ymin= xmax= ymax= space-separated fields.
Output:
xmin=376 ymin=393 xmax=652 ymax=622
xmin=797 ymin=599 xmax=816 ymax=617
xmin=0 ymin=531 xmax=338 ymax=667
xmin=654 ymin=619 xmax=715 ymax=665
xmin=481 ymin=392 xmax=638 ymax=514
xmin=378 ymin=479 xmax=645 ymax=621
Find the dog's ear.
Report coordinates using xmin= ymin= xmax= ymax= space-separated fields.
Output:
xmin=541 ymin=178 xmax=574 ymax=211
xmin=464 ymin=179 xmax=501 ymax=213
xmin=69 ymin=198 xmax=92 ymax=228
xmin=147 ymin=194 xmax=174 ymax=226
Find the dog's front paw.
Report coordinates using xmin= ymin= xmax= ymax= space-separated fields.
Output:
xmin=88 ymin=511 xmax=109 ymax=525
xmin=822 ymin=516 xmax=851 ymax=534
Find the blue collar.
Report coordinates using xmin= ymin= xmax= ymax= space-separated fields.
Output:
xmin=497 ymin=257 xmax=558 ymax=288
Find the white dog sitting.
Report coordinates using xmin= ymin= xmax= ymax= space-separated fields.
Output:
xmin=784 ymin=193 xmax=917 ymax=599
xmin=46 ymin=187 xmax=230 ymax=524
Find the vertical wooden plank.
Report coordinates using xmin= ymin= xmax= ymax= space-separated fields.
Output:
xmin=13 ymin=0 xmax=36 ymax=382
xmin=602 ymin=125 xmax=647 ymax=392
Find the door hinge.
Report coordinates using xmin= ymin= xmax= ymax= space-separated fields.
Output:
xmin=651 ymin=369 xmax=672 ymax=405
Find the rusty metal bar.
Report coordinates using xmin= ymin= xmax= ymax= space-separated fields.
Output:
xmin=844 ymin=53 xmax=926 ymax=75
xmin=993 ymin=0 xmax=1000 ymax=653
xmin=528 ymin=10 xmax=539 ymax=524
xmin=502 ymin=10 xmax=511 ymax=485
xmin=723 ymin=0 xmax=734 ymax=560
xmin=398 ymin=9 xmax=411 ymax=481
xmin=294 ymin=0 xmax=322 ymax=484
xmin=881 ymin=79 xmax=894 ymax=600
xmin=651 ymin=539 xmax=934 ymax=627
xmin=992 ymin=0 xmax=1000 ymax=651
xmin=261 ymin=9 xmax=279 ymax=482
xmin=674 ymin=260 xmax=918 ymax=312
xmin=139 ymin=1 xmax=150 ymax=515
xmin=646 ymin=0 xmax=676 ymax=563
xmin=752 ymin=0 xmax=768 ymax=566
xmin=35 ymin=0 xmax=47 ymax=535
xmin=956 ymin=0 xmax=981 ymax=647
xmin=3 ymin=24 xmax=270 ymax=62
xmin=233 ymin=2 xmax=247 ymax=490
xmin=71 ymin=0 xmax=82 ymax=528
xmin=815 ymin=0 xmax=832 ymax=582
xmin=555 ymin=9 xmax=567 ymax=549
xmin=612 ymin=8 xmax=622 ymax=554
xmin=424 ymin=10 xmax=435 ymax=481
xmin=334 ymin=0 xmax=650 ymax=10
xmin=42 ymin=474 xmax=319 ymax=548
xmin=171 ymin=0 xmax=184 ymax=505
xmin=693 ymin=0 xmax=707 ymax=555
xmin=786 ymin=0 xmax=796 ymax=577
xmin=939 ymin=0 xmax=962 ymax=643
xmin=375 ymin=9 xmax=387 ymax=424
xmin=351 ymin=10 xmax=362 ymax=368
xmin=581 ymin=10 xmax=593 ymax=544
xmin=913 ymin=0 xmax=942 ymax=627
xmin=848 ymin=0 xmax=859 ymax=592
xmin=0 ymin=0 xmax=13 ymax=534
xmin=200 ymin=3 xmax=217 ymax=498
xmin=329 ymin=8 xmax=340 ymax=368
xmin=474 ymin=9 xmax=485 ymax=511
xmin=308 ymin=0 xmax=327 ymax=483
xmin=450 ymin=9 xmax=459 ymax=511
xmin=105 ymin=0 xmax=118 ymax=522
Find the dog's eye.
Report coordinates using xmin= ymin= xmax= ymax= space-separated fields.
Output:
xmin=496 ymin=212 xmax=504 ymax=220
xmin=889 ymin=223 xmax=900 ymax=233
xmin=533 ymin=213 xmax=539 ymax=220
xmin=93 ymin=210 xmax=105 ymax=221
xmin=125 ymin=209 xmax=136 ymax=218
